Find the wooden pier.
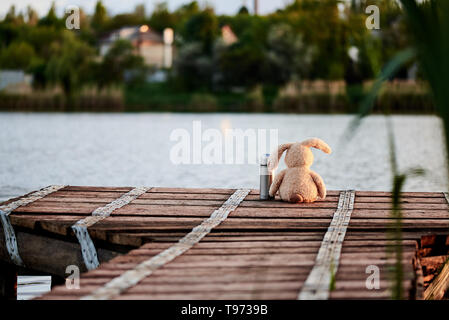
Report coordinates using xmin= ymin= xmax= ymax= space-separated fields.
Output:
xmin=0 ymin=186 xmax=448 ymax=300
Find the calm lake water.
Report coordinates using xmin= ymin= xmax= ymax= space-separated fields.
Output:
xmin=0 ymin=112 xmax=448 ymax=299
xmin=0 ymin=112 xmax=447 ymax=202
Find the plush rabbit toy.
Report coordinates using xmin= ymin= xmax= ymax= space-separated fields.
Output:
xmin=268 ymin=138 xmax=332 ymax=203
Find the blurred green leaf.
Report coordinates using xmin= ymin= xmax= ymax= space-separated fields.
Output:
xmin=340 ymin=47 xmax=416 ymax=149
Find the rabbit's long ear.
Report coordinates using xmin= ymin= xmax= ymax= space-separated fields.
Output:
xmin=301 ymin=138 xmax=332 ymax=154
xmin=267 ymin=143 xmax=292 ymax=171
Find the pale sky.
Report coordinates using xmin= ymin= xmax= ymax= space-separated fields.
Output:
xmin=0 ymin=0 xmax=293 ymax=18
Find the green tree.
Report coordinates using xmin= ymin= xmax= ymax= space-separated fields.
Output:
xmin=0 ymin=41 xmax=36 ymax=69
xmin=4 ymin=5 xmax=25 ymax=25
xmin=0 ymin=22 xmax=20 ymax=48
xmin=22 ymin=26 xmax=65 ymax=59
xmin=180 ymin=8 xmax=219 ymax=54
xmin=173 ymin=1 xmax=200 ymax=27
xmin=44 ymin=31 xmax=95 ymax=95
xmin=91 ymin=1 xmax=109 ymax=33
xmin=4 ymin=5 xmax=17 ymax=23
xmin=96 ymin=40 xmax=146 ymax=87
xmin=26 ymin=6 xmax=39 ymax=26
xmin=107 ymin=13 xmax=146 ymax=31
xmin=38 ymin=2 xmax=63 ymax=28
xmin=265 ymin=23 xmax=315 ymax=84
xmin=217 ymin=40 xmax=266 ymax=88
xmin=148 ymin=2 xmax=176 ymax=32
xmin=238 ymin=6 xmax=249 ymax=15
xmin=172 ymin=42 xmax=214 ymax=90
xmin=134 ymin=4 xmax=146 ymax=19
xmin=273 ymin=0 xmax=350 ymax=79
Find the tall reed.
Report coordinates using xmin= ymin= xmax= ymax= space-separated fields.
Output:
xmin=342 ymin=0 xmax=448 ymax=299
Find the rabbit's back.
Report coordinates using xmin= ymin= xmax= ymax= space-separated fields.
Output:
xmin=279 ymin=167 xmax=318 ymax=202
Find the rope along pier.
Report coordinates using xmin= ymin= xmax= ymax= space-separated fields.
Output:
xmin=81 ymin=188 xmax=250 ymax=300
xmin=72 ymin=186 xmax=150 ymax=270
xmin=0 ymin=185 xmax=66 ymax=266
xmin=298 ymin=190 xmax=355 ymax=300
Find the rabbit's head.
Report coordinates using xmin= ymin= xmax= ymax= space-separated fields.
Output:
xmin=268 ymin=138 xmax=332 ymax=170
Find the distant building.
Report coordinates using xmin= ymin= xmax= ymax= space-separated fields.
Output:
xmin=221 ymin=25 xmax=238 ymax=45
xmin=0 ymin=70 xmax=33 ymax=93
xmin=99 ymin=26 xmax=174 ymax=68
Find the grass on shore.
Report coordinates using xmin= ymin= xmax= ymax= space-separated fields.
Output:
xmin=0 ymin=80 xmax=435 ymax=113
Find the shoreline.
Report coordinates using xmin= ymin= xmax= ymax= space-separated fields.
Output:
xmin=0 ymin=110 xmax=439 ymax=115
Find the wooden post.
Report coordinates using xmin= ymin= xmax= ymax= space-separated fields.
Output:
xmin=0 ymin=262 xmax=17 ymax=300
xmin=424 ymin=259 xmax=449 ymax=300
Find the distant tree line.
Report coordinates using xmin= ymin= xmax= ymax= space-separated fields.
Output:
xmin=0 ymin=0 xmax=417 ymax=97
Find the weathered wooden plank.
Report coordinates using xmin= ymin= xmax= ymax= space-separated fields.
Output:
xmin=12 ymin=205 xmax=219 ymax=217
xmin=39 ymin=191 xmax=446 ymax=204
xmin=122 ymin=245 xmax=417 ymax=256
xmin=11 ymin=203 xmax=449 ymax=219
xmin=80 ymin=273 xmax=307 ymax=285
xmin=93 ymin=263 xmax=414 ymax=278
xmin=182 ymin=240 xmax=418 ymax=248
xmin=239 ymin=201 xmax=448 ymax=210
xmin=150 ymin=187 xmax=235 ymax=194
xmin=355 ymin=191 xmax=443 ymax=198
xmin=93 ymin=217 xmax=205 ymax=228
xmin=113 ymin=205 xmax=220 ymax=216
xmin=78 ymin=267 xmax=412 ymax=284
xmin=131 ymin=199 xmax=226 ymax=206
xmin=81 ymin=267 xmax=308 ymax=278
xmin=77 ymin=230 xmax=443 ymax=244
xmin=41 ymin=215 xmax=442 ymax=232
xmin=157 ymin=253 xmax=415 ymax=269
xmin=250 ymin=190 xmax=443 ymax=198
xmin=48 ymin=191 xmax=130 ymax=199
xmin=351 ymin=209 xmax=449 ymax=219
xmin=345 ymin=231 xmax=449 ymax=240
xmin=44 ymin=279 xmax=411 ymax=298
xmin=46 ymin=282 xmax=304 ymax=296
xmin=218 ymin=218 xmax=449 ymax=230
xmin=239 ymin=201 xmax=338 ymax=208
xmin=19 ymin=199 xmax=225 ymax=208
xmin=249 ymin=195 xmax=446 ymax=203
xmin=80 ymin=264 xmax=409 ymax=278
xmin=355 ymin=197 xmax=447 ymax=204
xmin=34 ymin=197 xmax=118 ymax=204
xmin=41 ymin=290 xmax=300 ymax=300
xmin=140 ymin=193 xmax=232 ymax=200
xmin=39 ymin=187 xmax=444 ymax=198
xmin=14 ymin=203 xmax=107 ymax=213
xmin=126 ymin=281 xmax=304 ymax=292
xmin=347 ymin=219 xmax=449 ymax=228
xmin=226 ymin=208 xmax=449 ymax=219
xmin=77 ymin=230 xmax=443 ymax=246
xmin=353 ymin=203 xmax=449 ymax=210
xmin=56 ymin=186 xmax=235 ymax=195
xmin=63 ymin=186 xmax=134 ymax=192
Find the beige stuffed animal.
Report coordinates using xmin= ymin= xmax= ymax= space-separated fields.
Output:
xmin=268 ymin=138 xmax=332 ymax=203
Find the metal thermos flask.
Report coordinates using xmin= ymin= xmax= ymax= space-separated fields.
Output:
xmin=260 ymin=153 xmax=274 ymax=200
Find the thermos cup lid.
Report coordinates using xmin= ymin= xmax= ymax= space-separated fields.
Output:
xmin=259 ymin=153 xmax=270 ymax=165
